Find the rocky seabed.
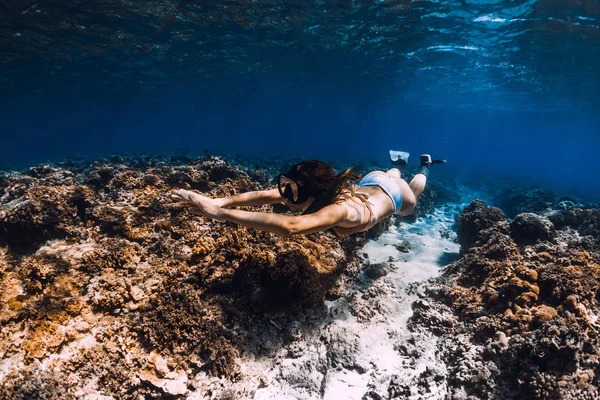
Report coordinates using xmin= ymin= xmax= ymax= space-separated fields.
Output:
xmin=0 ymin=156 xmax=599 ymax=399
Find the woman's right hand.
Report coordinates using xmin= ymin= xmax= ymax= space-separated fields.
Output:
xmin=173 ymin=189 xmax=224 ymax=220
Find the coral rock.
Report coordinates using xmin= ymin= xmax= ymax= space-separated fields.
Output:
xmin=457 ymin=200 xmax=505 ymax=253
xmin=0 ymin=156 xmax=376 ymax=397
xmin=427 ymin=200 xmax=600 ymax=399
xmin=531 ymin=305 xmax=558 ymax=327
xmin=510 ymin=213 xmax=555 ymax=245
xmin=364 ymin=262 xmax=389 ymax=280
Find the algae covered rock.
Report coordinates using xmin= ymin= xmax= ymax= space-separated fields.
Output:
xmin=456 ymin=200 xmax=505 ymax=253
xmin=0 ymin=155 xmax=366 ymax=398
xmin=547 ymin=207 xmax=600 ymax=237
xmin=0 ymin=172 xmax=8 ymax=194
xmin=547 ymin=208 xmax=600 ymax=254
xmin=427 ymin=200 xmax=600 ymax=400
xmin=493 ymin=187 xmax=557 ymax=218
xmin=0 ymin=185 xmax=93 ymax=249
xmin=510 ymin=212 xmax=555 ymax=245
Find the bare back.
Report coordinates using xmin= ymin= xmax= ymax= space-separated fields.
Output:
xmin=329 ymin=186 xmax=393 ymax=235
xmin=332 ymin=170 xmax=418 ymax=235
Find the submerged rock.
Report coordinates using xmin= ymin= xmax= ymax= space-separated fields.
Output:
xmin=0 ymin=155 xmax=365 ymax=399
xmin=492 ymin=187 xmax=558 ymax=218
xmin=547 ymin=208 xmax=600 ymax=254
xmin=421 ymin=200 xmax=600 ymax=399
xmin=394 ymin=240 xmax=412 ymax=253
xmin=364 ymin=262 xmax=389 ymax=280
xmin=510 ymin=212 xmax=555 ymax=245
xmin=2 ymin=154 xmax=597 ymax=399
xmin=547 ymin=207 xmax=600 ymax=236
xmin=456 ymin=200 xmax=505 ymax=253
xmin=0 ymin=185 xmax=95 ymax=249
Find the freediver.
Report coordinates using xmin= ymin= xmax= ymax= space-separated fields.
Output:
xmin=174 ymin=152 xmax=446 ymax=236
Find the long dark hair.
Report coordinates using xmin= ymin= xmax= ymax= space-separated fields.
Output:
xmin=286 ymin=160 xmax=362 ymax=214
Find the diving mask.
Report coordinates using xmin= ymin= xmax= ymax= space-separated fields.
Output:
xmin=277 ymin=173 xmax=310 ymax=204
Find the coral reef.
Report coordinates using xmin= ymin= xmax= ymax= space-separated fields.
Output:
xmin=0 ymin=155 xmax=365 ymax=398
xmin=0 ymin=184 xmax=95 ymax=250
xmin=509 ymin=212 xmax=555 ymax=245
xmin=548 ymin=207 xmax=600 ymax=254
xmin=492 ymin=187 xmax=559 ymax=218
xmin=414 ymin=200 xmax=600 ymax=399
xmin=2 ymin=155 xmax=598 ymax=399
xmin=491 ymin=185 xmax=589 ymax=219
xmin=456 ymin=199 xmax=506 ymax=253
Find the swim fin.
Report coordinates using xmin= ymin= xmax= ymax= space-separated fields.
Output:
xmin=417 ymin=154 xmax=447 ymax=177
xmin=420 ymin=154 xmax=447 ymax=167
xmin=389 ymin=150 xmax=410 ymax=169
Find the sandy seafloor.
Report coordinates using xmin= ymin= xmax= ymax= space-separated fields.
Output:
xmin=205 ymin=204 xmax=463 ymax=400
xmin=1 ymin=156 xmax=599 ymax=400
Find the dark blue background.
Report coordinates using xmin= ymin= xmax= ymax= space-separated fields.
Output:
xmin=1 ymin=0 xmax=599 ymax=199
xmin=2 ymin=75 xmax=598 ymax=199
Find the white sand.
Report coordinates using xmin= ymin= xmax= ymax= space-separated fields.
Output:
xmin=200 ymin=204 xmax=462 ymax=399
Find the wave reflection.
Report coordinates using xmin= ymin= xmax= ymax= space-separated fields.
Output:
xmin=0 ymin=0 xmax=597 ymax=110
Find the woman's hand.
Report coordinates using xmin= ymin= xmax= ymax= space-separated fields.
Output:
xmin=173 ymin=189 xmax=224 ymax=220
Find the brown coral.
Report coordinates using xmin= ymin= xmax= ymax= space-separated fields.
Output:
xmin=437 ymin=200 xmax=600 ymax=399
xmin=0 ymin=156 xmax=365 ymax=398
xmin=0 ymin=185 xmax=94 ymax=249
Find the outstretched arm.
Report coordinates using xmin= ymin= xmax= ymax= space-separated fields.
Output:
xmin=214 ymin=188 xmax=283 ymax=208
xmin=216 ymin=204 xmax=348 ymax=236
xmin=174 ymin=190 xmax=348 ymax=236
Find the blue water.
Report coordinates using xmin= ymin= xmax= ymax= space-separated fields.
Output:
xmin=1 ymin=0 xmax=599 ymax=198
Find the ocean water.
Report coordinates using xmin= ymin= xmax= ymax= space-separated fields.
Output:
xmin=0 ymin=0 xmax=599 ymax=198
xmin=2 ymin=3 xmax=600 ymax=398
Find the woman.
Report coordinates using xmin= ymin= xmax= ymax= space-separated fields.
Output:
xmin=174 ymin=152 xmax=445 ymax=236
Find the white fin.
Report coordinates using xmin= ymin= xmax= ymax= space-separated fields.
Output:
xmin=389 ymin=150 xmax=410 ymax=163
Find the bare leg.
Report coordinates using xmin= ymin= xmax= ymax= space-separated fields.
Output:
xmin=394 ymin=172 xmax=427 ymax=216
xmin=387 ymin=168 xmax=419 ymax=216
xmin=408 ymin=173 xmax=427 ymax=201
xmin=386 ymin=168 xmax=402 ymax=179
xmin=396 ymin=154 xmax=444 ymax=216
xmin=409 ymin=154 xmax=437 ymax=202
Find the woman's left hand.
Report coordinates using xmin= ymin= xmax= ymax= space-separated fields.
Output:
xmin=173 ymin=189 xmax=224 ymax=220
